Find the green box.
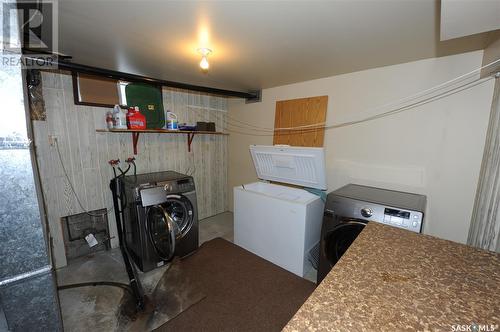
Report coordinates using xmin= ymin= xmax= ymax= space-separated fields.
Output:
xmin=125 ymin=83 xmax=165 ymax=129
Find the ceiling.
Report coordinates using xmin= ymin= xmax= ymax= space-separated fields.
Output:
xmin=441 ymin=0 xmax=500 ymax=41
xmin=58 ymin=0 xmax=500 ymax=92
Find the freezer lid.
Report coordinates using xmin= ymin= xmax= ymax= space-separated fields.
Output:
xmin=250 ymin=145 xmax=327 ymax=190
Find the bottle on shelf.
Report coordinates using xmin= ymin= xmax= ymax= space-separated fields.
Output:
xmin=166 ymin=111 xmax=179 ymax=130
xmin=127 ymin=106 xmax=147 ymax=130
xmin=105 ymin=111 xmax=114 ymax=129
xmin=112 ymin=105 xmax=127 ymax=129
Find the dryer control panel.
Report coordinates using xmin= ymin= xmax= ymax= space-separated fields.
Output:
xmin=329 ymin=197 xmax=424 ymax=233
xmin=326 ymin=184 xmax=426 ymax=234
xmin=382 ymin=207 xmax=423 ymax=232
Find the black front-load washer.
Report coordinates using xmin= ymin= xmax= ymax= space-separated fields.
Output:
xmin=120 ymin=171 xmax=199 ymax=272
xmin=317 ymin=210 xmax=368 ymax=284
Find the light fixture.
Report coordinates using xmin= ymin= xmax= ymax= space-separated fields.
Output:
xmin=197 ymin=48 xmax=212 ymax=71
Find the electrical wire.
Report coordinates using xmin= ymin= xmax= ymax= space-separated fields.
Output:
xmin=324 ymin=76 xmax=491 ymax=130
xmin=189 ymin=162 xmax=196 ymax=176
xmin=267 ymin=58 xmax=497 ymax=131
xmin=228 ymin=73 xmax=493 ymax=134
xmin=216 ymin=75 xmax=493 ymax=136
xmin=54 ymin=138 xmax=113 ymax=217
xmin=117 ymin=166 xmax=128 ymax=176
xmin=132 ymin=160 xmax=137 ymax=176
xmin=188 ymin=58 xmax=500 ymax=134
xmin=186 ymin=105 xmax=273 ymax=132
xmin=184 ymin=147 xmax=196 ymax=176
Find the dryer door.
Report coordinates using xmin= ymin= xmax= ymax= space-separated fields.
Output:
xmin=324 ymin=219 xmax=367 ymax=267
xmin=146 ymin=205 xmax=176 ymax=261
xmin=162 ymin=194 xmax=194 ymax=239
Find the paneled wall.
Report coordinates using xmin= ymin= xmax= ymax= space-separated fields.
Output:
xmin=33 ymin=71 xmax=228 ymax=268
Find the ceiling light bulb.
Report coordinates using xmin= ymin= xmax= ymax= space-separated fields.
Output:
xmin=200 ymin=56 xmax=209 ymax=70
xmin=197 ymin=48 xmax=212 ymax=72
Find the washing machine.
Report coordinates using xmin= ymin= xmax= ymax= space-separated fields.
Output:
xmin=317 ymin=184 xmax=426 ymax=284
xmin=120 ymin=171 xmax=199 ymax=272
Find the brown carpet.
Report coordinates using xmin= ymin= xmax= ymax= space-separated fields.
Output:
xmin=157 ymin=238 xmax=315 ymax=332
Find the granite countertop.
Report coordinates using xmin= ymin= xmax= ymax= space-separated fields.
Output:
xmin=284 ymin=222 xmax=500 ymax=331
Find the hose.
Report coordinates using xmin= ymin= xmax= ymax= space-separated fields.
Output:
xmin=57 ymin=281 xmax=133 ymax=296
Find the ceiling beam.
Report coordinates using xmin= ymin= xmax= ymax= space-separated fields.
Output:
xmin=22 ymin=53 xmax=260 ymax=100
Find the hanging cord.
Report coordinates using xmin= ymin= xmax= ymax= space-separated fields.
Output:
xmin=188 ymin=163 xmax=196 ymax=176
xmin=186 ymin=149 xmax=196 ymax=176
xmin=323 ymin=76 xmax=490 ymax=130
xmin=132 ymin=160 xmax=137 ymax=176
xmin=192 ymin=57 xmax=500 ymax=135
xmin=124 ymin=157 xmax=136 ymax=176
xmin=118 ymin=164 xmax=131 ymax=176
xmin=109 ymin=158 xmax=138 ymax=213
xmin=182 ymin=138 xmax=196 ymax=175
xmin=231 ymin=77 xmax=490 ymax=135
xmin=54 ymin=138 xmax=113 ymax=217
xmin=214 ymin=74 xmax=493 ymax=136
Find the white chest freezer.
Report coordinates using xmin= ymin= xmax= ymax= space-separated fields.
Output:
xmin=234 ymin=145 xmax=327 ymax=278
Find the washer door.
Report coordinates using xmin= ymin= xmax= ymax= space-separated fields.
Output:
xmin=324 ymin=219 xmax=367 ymax=267
xmin=162 ymin=194 xmax=194 ymax=239
xmin=146 ymin=205 xmax=176 ymax=261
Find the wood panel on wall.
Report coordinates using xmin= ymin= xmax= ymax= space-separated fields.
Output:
xmin=33 ymin=71 xmax=228 ymax=268
xmin=273 ymin=96 xmax=328 ymax=147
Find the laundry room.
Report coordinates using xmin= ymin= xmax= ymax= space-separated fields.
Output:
xmin=1 ymin=1 xmax=499 ymax=331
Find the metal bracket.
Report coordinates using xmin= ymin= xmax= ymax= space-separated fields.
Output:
xmin=132 ymin=132 xmax=140 ymax=155
xmin=187 ymin=132 xmax=195 ymax=152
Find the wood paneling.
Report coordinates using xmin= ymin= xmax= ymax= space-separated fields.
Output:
xmin=273 ymin=96 xmax=328 ymax=147
xmin=34 ymin=71 xmax=228 ymax=268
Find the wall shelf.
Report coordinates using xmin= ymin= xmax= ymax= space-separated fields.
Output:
xmin=96 ymin=129 xmax=229 ymax=154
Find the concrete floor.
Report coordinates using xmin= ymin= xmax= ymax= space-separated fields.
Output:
xmin=56 ymin=211 xmax=234 ymax=332
xmin=53 ymin=211 xmax=316 ymax=331
xmin=1 ymin=211 xmax=316 ymax=331
xmin=199 ymin=211 xmax=234 ymax=243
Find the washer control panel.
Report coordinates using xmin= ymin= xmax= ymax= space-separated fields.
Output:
xmin=158 ymin=178 xmax=195 ymax=193
xmin=136 ymin=177 xmax=195 ymax=206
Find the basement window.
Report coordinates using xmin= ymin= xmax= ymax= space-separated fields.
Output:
xmin=73 ymin=72 xmax=128 ymax=108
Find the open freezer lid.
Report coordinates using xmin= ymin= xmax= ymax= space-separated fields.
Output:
xmin=249 ymin=145 xmax=327 ymax=190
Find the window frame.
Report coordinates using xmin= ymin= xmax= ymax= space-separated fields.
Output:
xmin=72 ymin=73 xmax=163 ymax=109
xmin=72 ymin=72 xmax=121 ymax=108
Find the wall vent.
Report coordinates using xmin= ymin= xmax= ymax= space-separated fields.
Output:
xmin=61 ymin=209 xmax=110 ymax=262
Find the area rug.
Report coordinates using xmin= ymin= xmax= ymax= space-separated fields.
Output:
xmin=157 ymin=238 xmax=315 ymax=331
